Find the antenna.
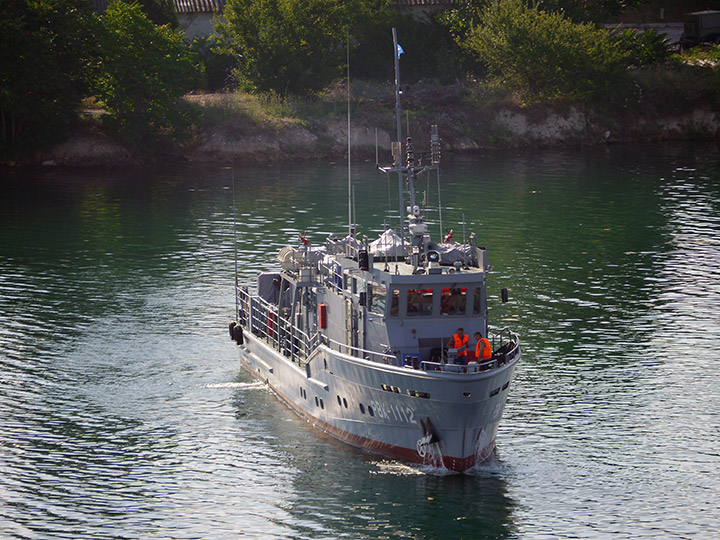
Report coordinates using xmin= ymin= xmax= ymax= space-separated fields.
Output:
xmin=392 ymin=27 xmax=405 ymax=248
xmin=437 ymin=167 xmax=443 ymax=239
xmin=231 ymin=166 xmax=238 ymax=318
xmin=374 ymin=127 xmax=379 ymax=167
xmin=352 ymin=185 xmax=357 ymax=233
xmin=347 ymin=30 xmax=352 ymax=237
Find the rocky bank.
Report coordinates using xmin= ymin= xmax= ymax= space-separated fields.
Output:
xmin=41 ymin=91 xmax=720 ymax=167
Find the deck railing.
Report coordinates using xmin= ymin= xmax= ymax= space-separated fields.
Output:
xmin=237 ymin=286 xmax=519 ymax=373
xmin=321 ymin=335 xmax=397 ymax=365
xmin=419 ymin=329 xmax=520 ymax=374
xmin=237 ymin=287 xmax=317 ymax=365
xmin=237 ymin=287 xmax=394 ymax=367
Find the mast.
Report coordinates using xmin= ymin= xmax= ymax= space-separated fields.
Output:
xmin=347 ymin=31 xmax=353 ymax=237
xmin=392 ymin=28 xmax=405 ymax=248
xmin=232 ymin=167 xmax=238 ymax=317
xmin=392 ymin=28 xmax=402 ymax=147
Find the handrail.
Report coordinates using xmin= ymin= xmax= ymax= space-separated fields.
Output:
xmin=236 ymin=287 xmax=520 ymax=374
xmin=317 ymin=260 xmax=343 ymax=293
xmin=420 ymin=359 xmax=496 ymax=373
xmin=237 ymin=287 xmax=396 ymax=367
xmin=489 ymin=326 xmax=517 ymax=350
xmin=321 ymin=335 xmax=397 ymax=365
xmin=237 ymin=288 xmax=315 ymax=364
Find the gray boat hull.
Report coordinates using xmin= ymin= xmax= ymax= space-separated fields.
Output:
xmin=237 ymin=330 xmax=519 ymax=472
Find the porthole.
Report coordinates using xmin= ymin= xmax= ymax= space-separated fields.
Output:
xmin=490 ymin=387 xmax=500 ymax=397
xmin=359 ymin=404 xmax=365 ymax=414
xmin=320 ymin=398 xmax=324 ymax=409
xmin=368 ymin=405 xmax=375 ymax=417
xmin=463 ymin=391 xmax=472 ymax=398
xmin=315 ymin=396 xmax=319 ymax=407
xmin=502 ymin=381 xmax=509 ymax=391
xmin=337 ymin=395 xmax=342 ymax=406
xmin=343 ymin=398 xmax=348 ymax=409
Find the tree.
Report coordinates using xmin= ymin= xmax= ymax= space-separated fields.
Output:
xmin=0 ymin=0 xmax=98 ymax=158
xmin=94 ymin=1 xmax=200 ymax=150
xmin=464 ymin=0 xmax=628 ymax=102
xmin=538 ymin=0 xmax=651 ymax=23
xmin=122 ymin=0 xmax=179 ymax=28
xmin=216 ymin=0 xmax=395 ymax=95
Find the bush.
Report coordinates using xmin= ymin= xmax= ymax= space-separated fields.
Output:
xmin=94 ymin=1 xmax=200 ymax=151
xmin=0 ymin=0 xmax=98 ymax=158
xmin=190 ymin=35 xmax=237 ymax=91
xmin=616 ymin=29 xmax=673 ymax=67
xmin=216 ymin=0 xmax=395 ymax=96
xmin=464 ymin=0 xmax=629 ymax=103
xmin=352 ymin=13 xmax=468 ymax=84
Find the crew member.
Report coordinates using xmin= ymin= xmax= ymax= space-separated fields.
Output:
xmin=447 ymin=328 xmax=469 ymax=362
xmin=474 ymin=331 xmax=492 ymax=361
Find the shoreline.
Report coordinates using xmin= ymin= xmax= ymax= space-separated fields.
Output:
xmin=11 ymin=89 xmax=720 ymax=168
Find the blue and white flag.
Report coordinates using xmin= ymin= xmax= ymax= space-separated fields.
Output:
xmin=396 ymin=44 xmax=404 ymax=58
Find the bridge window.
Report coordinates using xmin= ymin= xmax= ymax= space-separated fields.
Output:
xmin=390 ymin=289 xmax=400 ymax=316
xmin=407 ymin=288 xmax=433 ymax=316
xmin=474 ymin=287 xmax=481 ymax=314
xmin=369 ymin=283 xmax=387 ymax=315
xmin=441 ymin=288 xmax=467 ymax=315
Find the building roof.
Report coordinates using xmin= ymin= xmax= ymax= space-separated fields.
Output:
xmin=395 ymin=0 xmax=459 ymax=5
xmin=173 ymin=0 xmax=457 ymax=15
xmin=174 ymin=0 xmax=225 ymax=14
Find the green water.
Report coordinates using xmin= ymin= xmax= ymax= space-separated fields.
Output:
xmin=1 ymin=143 xmax=719 ymax=539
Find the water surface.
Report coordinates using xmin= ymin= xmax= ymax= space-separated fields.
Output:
xmin=1 ymin=143 xmax=719 ymax=539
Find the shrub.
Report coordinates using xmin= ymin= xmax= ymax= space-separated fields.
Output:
xmin=216 ymin=0 xmax=395 ymax=96
xmin=0 ymin=0 xmax=98 ymax=158
xmin=616 ymin=29 xmax=673 ymax=67
xmin=464 ymin=0 xmax=629 ymax=103
xmin=190 ymin=35 xmax=237 ymax=91
xmin=94 ymin=1 xmax=200 ymax=151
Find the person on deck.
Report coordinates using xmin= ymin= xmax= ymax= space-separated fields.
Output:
xmin=474 ymin=331 xmax=492 ymax=362
xmin=447 ymin=328 xmax=469 ymax=363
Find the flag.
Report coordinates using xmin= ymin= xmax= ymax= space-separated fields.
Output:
xmin=396 ymin=44 xmax=404 ymax=58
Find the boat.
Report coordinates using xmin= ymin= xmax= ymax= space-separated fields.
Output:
xmin=228 ymin=30 xmax=520 ymax=472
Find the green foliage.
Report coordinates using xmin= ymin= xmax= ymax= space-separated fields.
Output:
xmin=464 ymin=0 xmax=629 ymax=103
xmin=0 ymin=0 xmax=98 ymax=158
xmin=189 ymin=35 xmax=237 ymax=91
xmin=94 ymin=1 xmax=200 ymax=151
xmin=537 ymin=0 xmax=651 ymax=23
xmin=616 ymin=29 xmax=673 ymax=67
xmin=388 ymin=15 xmax=468 ymax=83
xmin=217 ymin=0 xmax=395 ymax=96
xmin=438 ymin=0 xmax=491 ymax=42
xmin=676 ymin=43 xmax=720 ymax=66
xmin=127 ymin=0 xmax=179 ymax=28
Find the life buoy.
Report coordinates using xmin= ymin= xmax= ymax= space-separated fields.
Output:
xmin=229 ymin=321 xmax=237 ymax=340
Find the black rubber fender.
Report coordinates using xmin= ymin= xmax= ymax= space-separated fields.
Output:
xmin=229 ymin=321 xmax=237 ymax=340
xmin=233 ymin=324 xmax=244 ymax=345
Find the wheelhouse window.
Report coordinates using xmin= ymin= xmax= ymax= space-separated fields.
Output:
xmin=390 ymin=289 xmax=400 ymax=316
xmin=441 ymin=287 xmax=466 ymax=315
xmin=369 ymin=283 xmax=387 ymax=315
xmin=407 ymin=288 xmax=433 ymax=316
xmin=473 ymin=287 xmax=481 ymax=314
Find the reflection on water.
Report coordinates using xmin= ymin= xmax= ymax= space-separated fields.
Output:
xmin=1 ymin=143 xmax=719 ymax=539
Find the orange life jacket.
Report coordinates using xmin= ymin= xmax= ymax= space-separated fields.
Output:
xmin=476 ymin=338 xmax=492 ymax=360
xmin=452 ymin=333 xmax=469 ymax=356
